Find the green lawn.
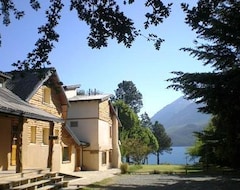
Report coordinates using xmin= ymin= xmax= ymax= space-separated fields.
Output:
xmin=128 ymin=164 xmax=202 ymax=174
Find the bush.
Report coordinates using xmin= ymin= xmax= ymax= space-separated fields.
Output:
xmin=120 ymin=163 xmax=129 ymax=174
xmin=150 ymin=169 xmax=160 ymax=174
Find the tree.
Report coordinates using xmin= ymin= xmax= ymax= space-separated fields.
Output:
xmin=121 ymin=126 xmax=158 ymax=164
xmin=114 ymin=80 xmax=143 ymax=113
xmin=188 ymin=116 xmax=232 ymax=168
xmin=113 ymin=100 xmax=139 ymax=162
xmin=113 ymin=100 xmax=139 ymax=130
xmin=168 ymin=1 xmax=240 ymax=168
xmin=152 ymin=121 xmax=172 ymax=165
xmin=1 ymin=0 xmax=172 ymax=70
xmin=140 ymin=112 xmax=152 ymax=128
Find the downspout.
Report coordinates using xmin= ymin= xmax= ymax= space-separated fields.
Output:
xmin=80 ymin=144 xmax=90 ymax=171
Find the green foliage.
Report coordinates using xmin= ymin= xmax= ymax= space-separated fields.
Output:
xmin=113 ymin=100 xmax=139 ymax=130
xmin=168 ymin=1 xmax=240 ymax=169
xmin=188 ymin=116 xmax=239 ymax=168
xmin=152 ymin=121 xmax=172 ymax=164
xmin=120 ymin=163 xmax=129 ymax=174
xmin=1 ymin=0 xmax=172 ymax=69
xmin=140 ymin=112 xmax=152 ymax=128
xmin=114 ymin=80 xmax=143 ymax=113
xmin=121 ymin=126 xmax=158 ymax=164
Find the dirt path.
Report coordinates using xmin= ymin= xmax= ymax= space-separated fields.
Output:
xmin=89 ymin=174 xmax=240 ymax=190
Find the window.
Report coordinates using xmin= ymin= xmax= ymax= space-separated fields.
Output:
xmin=42 ymin=128 xmax=49 ymax=145
xmin=102 ymin=151 xmax=107 ymax=165
xmin=70 ymin=121 xmax=78 ymax=127
xmin=62 ymin=146 xmax=71 ymax=162
xmin=43 ymin=87 xmax=51 ymax=104
xmin=30 ymin=126 xmax=36 ymax=143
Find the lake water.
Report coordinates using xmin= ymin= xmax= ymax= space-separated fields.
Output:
xmin=147 ymin=146 xmax=199 ymax=165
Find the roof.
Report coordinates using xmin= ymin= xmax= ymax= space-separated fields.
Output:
xmin=5 ymin=68 xmax=68 ymax=106
xmin=63 ymin=84 xmax=81 ymax=91
xmin=64 ymin=124 xmax=90 ymax=147
xmin=0 ymin=87 xmax=63 ymax=122
xmin=0 ymin=71 xmax=12 ymax=79
xmin=68 ymin=94 xmax=112 ymax=102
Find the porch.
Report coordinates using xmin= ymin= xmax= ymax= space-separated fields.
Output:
xmin=0 ymin=168 xmax=78 ymax=190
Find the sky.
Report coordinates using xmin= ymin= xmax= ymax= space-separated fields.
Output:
xmin=0 ymin=0 xmax=212 ymax=117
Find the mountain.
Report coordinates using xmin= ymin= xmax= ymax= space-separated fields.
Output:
xmin=151 ymin=96 xmax=211 ymax=146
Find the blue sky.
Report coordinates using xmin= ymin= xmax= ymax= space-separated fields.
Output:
xmin=0 ymin=0 xmax=211 ymax=117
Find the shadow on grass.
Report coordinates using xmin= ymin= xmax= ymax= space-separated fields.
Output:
xmin=85 ymin=173 xmax=240 ymax=190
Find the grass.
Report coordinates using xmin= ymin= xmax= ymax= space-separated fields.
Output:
xmin=128 ymin=164 xmax=203 ymax=174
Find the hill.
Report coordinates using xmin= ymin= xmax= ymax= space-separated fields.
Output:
xmin=151 ymin=96 xmax=211 ymax=146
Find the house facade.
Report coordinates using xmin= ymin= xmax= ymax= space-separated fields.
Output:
xmin=0 ymin=68 xmax=78 ymax=173
xmin=65 ymin=86 xmax=121 ymax=171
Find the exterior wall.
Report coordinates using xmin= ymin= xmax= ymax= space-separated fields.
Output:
xmin=82 ymin=150 xmax=99 ymax=171
xmin=29 ymin=85 xmax=63 ymax=118
xmin=65 ymin=90 xmax=76 ymax=99
xmin=59 ymin=145 xmax=76 ymax=172
xmin=0 ymin=117 xmax=11 ymax=171
xmin=99 ymin=101 xmax=112 ymax=125
xmin=111 ymin=114 xmax=121 ymax=168
xmin=67 ymin=98 xmax=121 ymax=171
xmin=67 ymin=101 xmax=98 ymax=119
xmin=22 ymin=85 xmax=75 ymax=172
xmin=22 ymin=119 xmax=62 ymax=170
xmin=68 ymin=119 xmax=99 ymax=150
xmin=98 ymin=120 xmax=112 ymax=150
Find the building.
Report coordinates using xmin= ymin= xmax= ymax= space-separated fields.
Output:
xmin=0 ymin=68 xmax=79 ymax=173
xmin=65 ymin=85 xmax=121 ymax=171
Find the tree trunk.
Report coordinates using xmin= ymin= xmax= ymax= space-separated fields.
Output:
xmin=16 ymin=116 xmax=24 ymax=173
xmin=157 ymin=152 xmax=160 ymax=165
xmin=47 ymin=122 xmax=54 ymax=171
xmin=126 ymin=155 xmax=130 ymax=163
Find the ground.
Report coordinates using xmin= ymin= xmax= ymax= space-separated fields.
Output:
xmin=87 ymin=174 xmax=240 ymax=190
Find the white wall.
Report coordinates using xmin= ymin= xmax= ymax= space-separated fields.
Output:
xmin=98 ymin=120 xmax=112 ymax=150
xmin=67 ymin=101 xmax=98 ymax=119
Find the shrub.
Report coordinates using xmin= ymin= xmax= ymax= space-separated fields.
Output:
xmin=150 ymin=169 xmax=160 ymax=174
xmin=120 ymin=163 xmax=129 ymax=174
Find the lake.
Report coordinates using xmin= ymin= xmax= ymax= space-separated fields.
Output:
xmin=147 ymin=146 xmax=199 ymax=165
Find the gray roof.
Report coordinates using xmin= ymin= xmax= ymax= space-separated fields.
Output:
xmin=5 ymin=67 xmax=69 ymax=106
xmin=64 ymin=124 xmax=90 ymax=147
xmin=5 ymin=68 xmax=53 ymax=101
xmin=0 ymin=87 xmax=63 ymax=122
xmin=68 ymin=94 xmax=112 ymax=102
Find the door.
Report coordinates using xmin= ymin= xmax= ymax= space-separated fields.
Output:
xmin=11 ymin=126 xmax=18 ymax=166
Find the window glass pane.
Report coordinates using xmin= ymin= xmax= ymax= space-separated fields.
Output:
xmin=62 ymin=147 xmax=70 ymax=162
